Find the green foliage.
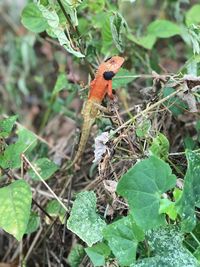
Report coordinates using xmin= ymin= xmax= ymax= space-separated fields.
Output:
xmin=176 ymin=150 xmax=200 ymax=232
xmin=67 ymin=244 xmax=85 ymax=267
xmin=85 ymin=243 xmax=111 ymax=267
xmin=163 ymin=87 xmax=188 ymax=116
xmin=0 ymin=180 xmax=32 ymax=240
xmin=110 ymin=12 xmax=128 ymax=52
xmin=185 ymin=4 xmax=200 ymax=27
xmin=117 ymin=156 xmax=177 ymax=230
xmin=149 ymin=133 xmax=169 ymax=160
xmin=26 ymin=212 xmax=40 ymax=234
xmin=21 ymin=3 xmax=48 ymax=33
xmin=136 ymin=119 xmax=151 ymax=138
xmin=0 ymin=116 xmax=17 ymax=138
xmin=45 ymin=200 xmax=66 ymax=223
xmin=147 ymin=20 xmax=181 ymax=38
xmin=28 ymin=158 xmax=58 ymax=181
xmin=133 ymin=226 xmax=200 ymax=267
xmin=112 ymin=68 xmax=135 ymax=89
xmin=103 ymin=215 xmax=144 ymax=266
xmin=67 ymin=191 xmax=106 ymax=246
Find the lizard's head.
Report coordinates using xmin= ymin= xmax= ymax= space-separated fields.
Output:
xmin=100 ymin=56 xmax=124 ymax=80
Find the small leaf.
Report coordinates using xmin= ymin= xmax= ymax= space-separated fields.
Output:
xmin=159 ymin=199 xmax=177 ymax=220
xmin=163 ymin=87 xmax=188 ymax=116
xmin=21 ymin=3 xmax=48 ymax=33
xmin=103 ymin=215 xmax=144 ymax=266
xmin=147 ymin=19 xmax=180 ymax=38
xmin=110 ymin=12 xmax=128 ymax=52
xmin=185 ymin=4 xmax=200 ymax=26
xmin=52 ymin=73 xmax=69 ymax=95
xmin=176 ymin=150 xmax=200 ymax=232
xmin=67 ymin=191 xmax=106 ymax=246
xmin=67 ymin=244 xmax=85 ymax=267
xmin=45 ymin=200 xmax=66 ymax=223
xmin=0 ymin=116 xmax=17 ymax=138
xmin=117 ymin=156 xmax=176 ymax=230
xmin=113 ymin=68 xmax=135 ymax=89
xmin=149 ymin=133 xmax=169 ymax=160
xmin=136 ymin=119 xmax=151 ymax=138
xmin=128 ymin=33 xmax=156 ymax=50
xmin=85 ymin=243 xmax=111 ymax=267
xmin=0 ymin=180 xmax=32 ymax=240
xmin=26 ymin=212 xmax=40 ymax=234
xmin=28 ymin=158 xmax=58 ymax=181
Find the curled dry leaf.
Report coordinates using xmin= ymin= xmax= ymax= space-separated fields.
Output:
xmin=93 ymin=132 xmax=109 ymax=163
xmin=103 ymin=180 xmax=118 ymax=194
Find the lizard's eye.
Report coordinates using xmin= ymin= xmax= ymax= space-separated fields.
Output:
xmin=104 ymin=57 xmax=112 ymax=62
xmin=103 ymin=71 xmax=115 ymax=80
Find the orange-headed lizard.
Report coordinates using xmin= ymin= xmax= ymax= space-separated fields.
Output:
xmin=67 ymin=56 xmax=124 ymax=169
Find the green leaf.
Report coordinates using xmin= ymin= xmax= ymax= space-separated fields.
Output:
xmin=0 ymin=180 xmax=32 ymax=240
xmin=149 ymin=133 xmax=169 ymax=160
xmin=147 ymin=19 xmax=181 ymax=38
xmin=176 ymin=150 xmax=200 ymax=232
xmin=103 ymin=215 xmax=144 ymax=266
xmin=128 ymin=34 xmax=156 ymax=50
xmin=133 ymin=226 xmax=200 ymax=267
xmin=28 ymin=158 xmax=58 ymax=181
xmin=185 ymin=4 xmax=200 ymax=26
xmin=67 ymin=244 xmax=85 ymax=267
xmin=110 ymin=12 xmax=128 ymax=52
xmin=67 ymin=191 xmax=106 ymax=246
xmin=38 ymin=4 xmax=84 ymax=58
xmin=52 ymin=73 xmax=69 ymax=95
xmin=113 ymin=68 xmax=135 ymax=89
xmin=0 ymin=116 xmax=17 ymax=138
xmin=21 ymin=3 xmax=48 ymax=33
xmin=85 ymin=243 xmax=111 ymax=267
xmin=163 ymin=87 xmax=188 ymax=116
xmin=45 ymin=200 xmax=66 ymax=223
xmin=136 ymin=119 xmax=151 ymax=138
xmin=117 ymin=156 xmax=176 ymax=230
xmin=159 ymin=199 xmax=177 ymax=220
xmin=26 ymin=212 xmax=40 ymax=234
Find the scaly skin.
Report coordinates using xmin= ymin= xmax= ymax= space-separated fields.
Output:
xmin=68 ymin=56 xmax=124 ymax=168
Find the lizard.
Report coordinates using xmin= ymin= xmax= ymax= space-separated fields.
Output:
xmin=67 ymin=56 xmax=124 ymax=169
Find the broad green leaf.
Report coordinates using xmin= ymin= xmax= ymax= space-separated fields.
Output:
xmin=0 ymin=180 xmax=32 ymax=240
xmin=103 ymin=215 xmax=144 ymax=266
xmin=67 ymin=191 xmax=106 ymax=246
xmin=21 ymin=3 xmax=48 ymax=33
xmin=163 ymin=87 xmax=188 ymax=116
xmin=110 ymin=12 xmax=128 ymax=52
xmin=185 ymin=4 xmax=200 ymax=26
xmin=113 ymin=68 xmax=135 ymax=89
xmin=0 ymin=116 xmax=17 ymax=138
xmin=128 ymin=34 xmax=156 ymax=50
xmin=26 ymin=212 xmax=40 ymax=234
xmin=133 ymin=226 xmax=200 ymax=267
xmin=67 ymin=244 xmax=85 ymax=267
xmin=176 ymin=150 xmax=200 ymax=232
xmin=136 ymin=119 xmax=151 ymax=138
xmin=52 ymin=73 xmax=69 ymax=95
xmin=147 ymin=19 xmax=181 ymax=38
xmin=149 ymin=133 xmax=169 ymax=160
xmin=85 ymin=243 xmax=111 ymax=267
xmin=117 ymin=156 xmax=176 ymax=230
xmin=28 ymin=158 xmax=58 ymax=181
xmin=45 ymin=200 xmax=66 ymax=223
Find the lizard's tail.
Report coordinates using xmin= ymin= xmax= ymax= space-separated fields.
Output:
xmin=66 ymin=118 xmax=95 ymax=170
